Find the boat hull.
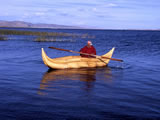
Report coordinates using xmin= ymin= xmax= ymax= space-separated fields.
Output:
xmin=41 ymin=48 xmax=115 ymax=69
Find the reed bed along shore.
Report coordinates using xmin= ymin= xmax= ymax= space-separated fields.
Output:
xmin=0 ymin=29 xmax=95 ymax=42
xmin=0 ymin=29 xmax=75 ymax=37
xmin=0 ymin=35 xmax=7 ymax=40
xmin=35 ymin=37 xmax=76 ymax=42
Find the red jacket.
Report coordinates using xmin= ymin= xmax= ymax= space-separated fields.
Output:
xmin=80 ymin=45 xmax=96 ymax=57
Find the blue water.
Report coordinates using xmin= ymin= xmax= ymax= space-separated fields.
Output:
xmin=0 ymin=28 xmax=160 ymax=119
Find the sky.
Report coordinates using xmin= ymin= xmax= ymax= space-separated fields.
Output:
xmin=0 ymin=0 xmax=160 ymax=29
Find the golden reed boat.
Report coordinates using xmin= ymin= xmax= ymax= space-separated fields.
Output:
xmin=41 ymin=47 xmax=115 ymax=69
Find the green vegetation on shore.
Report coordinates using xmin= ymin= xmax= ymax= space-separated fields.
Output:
xmin=0 ymin=29 xmax=73 ymax=36
xmin=35 ymin=36 xmax=76 ymax=42
xmin=0 ymin=29 xmax=95 ymax=42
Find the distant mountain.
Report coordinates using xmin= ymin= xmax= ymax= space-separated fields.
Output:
xmin=0 ymin=20 xmax=83 ymax=29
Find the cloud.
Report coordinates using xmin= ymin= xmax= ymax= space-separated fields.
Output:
xmin=74 ymin=21 xmax=86 ymax=26
xmin=99 ymin=3 xmax=118 ymax=9
xmin=0 ymin=0 xmax=160 ymax=29
xmin=108 ymin=3 xmax=118 ymax=7
xmin=34 ymin=12 xmax=45 ymax=16
xmin=92 ymin=8 xmax=97 ymax=12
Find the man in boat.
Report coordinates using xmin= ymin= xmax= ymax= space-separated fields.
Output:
xmin=80 ymin=41 xmax=96 ymax=58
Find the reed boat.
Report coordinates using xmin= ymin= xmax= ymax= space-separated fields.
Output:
xmin=41 ymin=47 xmax=115 ymax=69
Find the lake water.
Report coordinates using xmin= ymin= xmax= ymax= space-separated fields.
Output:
xmin=0 ymin=28 xmax=160 ymax=119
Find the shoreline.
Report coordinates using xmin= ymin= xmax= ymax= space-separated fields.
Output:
xmin=0 ymin=26 xmax=160 ymax=31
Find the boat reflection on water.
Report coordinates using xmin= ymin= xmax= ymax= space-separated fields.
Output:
xmin=38 ymin=67 xmax=112 ymax=95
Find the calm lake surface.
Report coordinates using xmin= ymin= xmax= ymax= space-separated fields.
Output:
xmin=0 ymin=28 xmax=160 ymax=119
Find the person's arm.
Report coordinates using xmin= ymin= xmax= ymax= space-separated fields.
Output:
xmin=80 ymin=46 xmax=87 ymax=57
xmin=92 ymin=46 xmax=96 ymax=55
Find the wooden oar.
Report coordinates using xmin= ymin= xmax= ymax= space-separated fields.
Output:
xmin=48 ymin=46 xmax=123 ymax=62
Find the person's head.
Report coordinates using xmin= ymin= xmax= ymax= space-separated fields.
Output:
xmin=87 ymin=40 xmax=92 ymax=47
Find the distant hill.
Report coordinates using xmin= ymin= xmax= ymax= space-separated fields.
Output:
xmin=0 ymin=20 xmax=83 ymax=29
